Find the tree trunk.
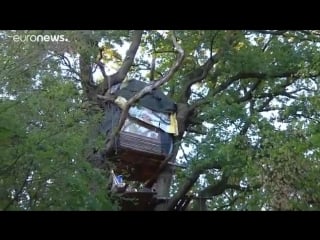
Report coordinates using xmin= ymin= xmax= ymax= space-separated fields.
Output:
xmin=153 ymin=166 xmax=174 ymax=210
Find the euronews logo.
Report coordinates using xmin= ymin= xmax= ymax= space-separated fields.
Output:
xmin=10 ymin=34 xmax=69 ymax=42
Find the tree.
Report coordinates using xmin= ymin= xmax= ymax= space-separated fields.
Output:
xmin=0 ymin=30 xmax=116 ymax=210
xmin=1 ymin=30 xmax=320 ymax=210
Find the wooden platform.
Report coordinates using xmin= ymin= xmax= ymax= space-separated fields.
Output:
xmin=114 ymin=148 xmax=165 ymax=182
xmin=119 ymin=191 xmax=157 ymax=211
xmin=119 ymin=131 xmax=164 ymax=156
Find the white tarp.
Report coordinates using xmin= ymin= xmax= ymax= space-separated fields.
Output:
xmin=115 ymin=96 xmax=178 ymax=135
xmin=122 ymin=118 xmax=159 ymax=139
xmin=129 ymin=105 xmax=177 ymax=135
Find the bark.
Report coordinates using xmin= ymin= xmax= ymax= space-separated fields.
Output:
xmin=166 ymin=161 xmax=221 ymax=210
xmin=100 ymin=30 xmax=143 ymax=93
xmin=79 ymin=54 xmax=97 ymax=101
xmin=153 ymin=166 xmax=175 ymax=211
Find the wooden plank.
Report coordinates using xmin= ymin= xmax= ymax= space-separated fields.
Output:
xmin=119 ymin=132 xmax=164 ymax=156
xmin=114 ymin=149 xmax=166 ymax=182
xmin=119 ymin=191 xmax=157 ymax=211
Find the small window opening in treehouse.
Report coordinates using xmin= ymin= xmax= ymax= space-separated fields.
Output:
xmin=122 ymin=118 xmax=159 ymax=139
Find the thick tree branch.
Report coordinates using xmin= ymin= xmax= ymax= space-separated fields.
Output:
xmin=166 ymin=160 xmax=221 ymax=210
xmin=235 ymin=79 xmax=263 ymax=103
xmin=180 ymin=144 xmax=192 ymax=162
xmin=179 ymin=52 xmax=220 ymax=103
xmin=231 ymin=71 xmax=296 ymax=82
xmin=209 ymin=33 xmax=218 ymax=59
xmin=100 ymin=30 xmax=143 ymax=93
xmin=262 ymin=35 xmax=273 ymax=52
xmin=252 ymin=30 xmax=288 ymax=36
xmin=97 ymin=93 xmax=116 ymax=102
xmin=199 ymin=174 xmax=229 ymax=198
xmin=195 ymin=177 xmax=261 ymax=210
xmin=257 ymin=97 xmax=273 ymax=112
xmin=187 ymin=126 xmax=207 ymax=135
xmin=150 ymin=54 xmax=156 ymax=81
xmin=154 ymin=50 xmax=176 ymax=54
xmin=96 ymin=61 xmax=108 ymax=80
xmin=167 ymin=170 xmax=201 ymax=210
xmin=188 ymin=69 xmax=297 ymax=111
xmin=167 ymin=111 xmax=257 ymax=211
xmin=201 ymin=182 xmax=261 ymax=198
xmin=114 ymin=30 xmax=143 ymax=78
xmin=186 ymin=69 xmax=314 ymax=149
xmin=210 ymin=71 xmax=296 ymax=101
xmin=188 ymin=98 xmax=211 ymax=112
xmin=79 ymin=53 xmax=98 ymax=101
xmin=168 ymin=32 xmax=240 ymax=141
xmin=56 ymin=53 xmax=81 ymax=80
xmin=178 ymin=31 xmax=240 ymax=104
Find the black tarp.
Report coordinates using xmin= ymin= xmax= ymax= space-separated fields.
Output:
xmin=99 ymin=103 xmax=121 ymax=137
xmin=114 ymin=79 xmax=176 ymax=114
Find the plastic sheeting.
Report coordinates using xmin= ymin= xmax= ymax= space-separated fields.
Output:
xmin=114 ymin=79 xmax=176 ymax=114
xmin=115 ymin=96 xmax=179 ymax=136
xmin=122 ymin=118 xmax=159 ymax=139
xmin=129 ymin=105 xmax=178 ymax=136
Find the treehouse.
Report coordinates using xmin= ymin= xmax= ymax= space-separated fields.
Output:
xmin=99 ymin=79 xmax=179 ymax=210
xmin=100 ymin=79 xmax=178 ymax=184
